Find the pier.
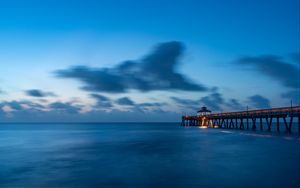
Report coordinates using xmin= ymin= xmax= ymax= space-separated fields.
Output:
xmin=181 ymin=106 xmax=300 ymax=133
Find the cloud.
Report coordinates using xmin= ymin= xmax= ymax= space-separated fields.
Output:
xmin=235 ymin=54 xmax=300 ymax=105
xmin=25 ymin=89 xmax=56 ymax=97
xmin=90 ymin=94 xmax=113 ymax=108
xmin=55 ymin=41 xmax=208 ymax=93
xmin=226 ymin=99 xmax=245 ymax=111
xmin=0 ymin=101 xmax=24 ymax=111
xmin=170 ymin=96 xmax=200 ymax=114
xmin=49 ymin=102 xmax=81 ymax=114
xmin=116 ymin=97 xmax=135 ymax=106
xmin=248 ymin=95 xmax=270 ymax=109
xmin=0 ymin=100 xmax=48 ymax=119
xmin=0 ymin=100 xmax=178 ymax=122
xmin=139 ymin=102 xmax=165 ymax=107
xmin=281 ymin=90 xmax=300 ymax=105
xmin=235 ymin=55 xmax=300 ymax=89
xmin=170 ymin=90 xmax=225 ymax=112
xmin=1 ymin=100 xmax=77 ymax=110
xmin=134 ymin=101 xmax=167 ymax=114
xmin=170 ymin=96 xmax=197 ymax=106
xmin=199 ymin=92 xmax=224 ymax=111
xmin=90 ymin=93 xmax=110 ymax=101
xmin=0 ymin=100 xmax=81 ymax=115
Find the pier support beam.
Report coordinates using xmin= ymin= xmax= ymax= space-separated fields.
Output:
xmin=260 ymin=117 xmax=263 ymax=131
xmin=221 ymin=119 xmax=225 ymax=128
xmin=229 ymin=119 xmax=234 ymax=129
xmin=283 ymin=116 xmax=293 ymax=133
xmin=240 ymin=118 xmax=244 ymax=129
xmin=226 ymin=118 xmax=229 ymax=129
xmin=246 ymin=118 xmax=249 ymax=130
xmin=266 ymin=116 xmax=273 ymax=132
xmin=212 ymin=119 xmax=217 ymax=127
xmin=252 ymin=117 xmax=256 ymax=130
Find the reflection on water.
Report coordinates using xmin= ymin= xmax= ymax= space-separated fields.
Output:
xmin=0 ymin=123 xmax=299 ymax=188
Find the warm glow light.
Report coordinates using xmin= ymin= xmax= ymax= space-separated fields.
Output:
xmin=199 ymin=126 xmax=208 ymax=129
xmin=201 ymin=117 xmax=207 ymax=126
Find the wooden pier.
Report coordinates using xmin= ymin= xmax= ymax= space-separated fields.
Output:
xmin=181 ymin=106 xmax=300 ymax=133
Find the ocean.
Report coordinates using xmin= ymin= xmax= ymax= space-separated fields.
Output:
xmin=0 ymin=123 xmax=299 ymax=188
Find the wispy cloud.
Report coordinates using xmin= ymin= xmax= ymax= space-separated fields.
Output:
xmin=199 ymin=92 xmax=224 ymax=111
xmin=116 ymin=97 xmax=135 ymax=106
xmin=235 ymin=54 xmax=300 ymax=89
xmin=170 ymin=90 xmax=226 ymax=112
xmin=170 ymin=91 xmax=269 ymax=112
xmin=90 ymin=94 xmax=113 ymax=108
xmin=235 ymin=53 xmax=300 ymax=105
xmin=281 ymin=90 xmax=300 ymax=105
xmin=25 ymin=89 xmax=56 ymax=97
xmin=49 ymin=102 xmax=80 ymax=114
xmin=248 ymin=95 xmax=270 ymax=109
xmin=0 ymin=100 xmax=177 ymax=122
xmin=226 ymin=99 xmax=245 ymax=111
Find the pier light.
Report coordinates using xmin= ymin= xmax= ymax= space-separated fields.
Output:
xmin=197 ymin=106 xmax=212 ymax=117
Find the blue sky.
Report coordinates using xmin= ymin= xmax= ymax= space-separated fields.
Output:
xmin=0 ymin=0 xmax=299 ymax=122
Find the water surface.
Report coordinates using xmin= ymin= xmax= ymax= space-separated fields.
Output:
xmin=0 ymin=123 xmax=299 ymax=188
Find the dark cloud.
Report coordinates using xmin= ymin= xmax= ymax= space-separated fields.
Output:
xmin=0 ymin=100 xmax=48 ymax=118
xmin=139 ymin=102 xmax=165 ymax=107
xmin=0 ymin=100 xmax=179 ymax=122
xmin=226 ymin=99 xmax=245 ymax=111
xmin=235 ymin=55 xmax=300 ymax=89
xmin=281 ymin=90 xmax=300 ymax=105
xmin=0 ymin=100 xmax=86 ymax=122
xmin=49 ymin=102 xmax=81 ymax=114
xmin=0 ymin=101 xmax=24 ymax=111
xmin=248 ymin=95 xmax=270 ymax=109
xmin=170 ymin=91 xmax=225 ymax=112
xmin=170 ymin=96 xmax=197 ymax=106
xmin=55 ymin=41 xmax=208 ymax=93
xmin=170 ymin=96 xmax=200 ymax=114
xmin=90 ymin=94 xmax=110 ymax=101
xmin=236 ymin=54 xmax=300 ymax=104
xmin=25 ymin=89 xmax=56 ymax=97
xmin=135 ymin=102 xmax=167 ymax=114
xmin=116 ymin=97 xmax=135 ymax=106
xmin=199 ymin=92 xmax=224 ymax=111
xmin=0 ymin=100 xmax=80 ymax=115
xmin=90 ymin=94 xmax=113 ymax=108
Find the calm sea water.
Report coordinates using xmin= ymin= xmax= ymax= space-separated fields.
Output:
xmin=0 ymin=123 xmax=299 ymax=188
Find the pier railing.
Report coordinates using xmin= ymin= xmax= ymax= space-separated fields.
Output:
xmin=209 ymin=106 xmax=300 ymax=117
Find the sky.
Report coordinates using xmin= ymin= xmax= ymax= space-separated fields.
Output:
xmin=0 ymin=0 xmax=299 ymax=122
